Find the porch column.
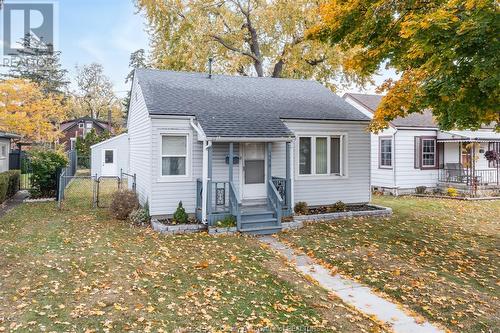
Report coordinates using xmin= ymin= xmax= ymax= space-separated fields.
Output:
xmin=285 ymin=141 xmax=292 ymax=214
xmin=229 ymin=143 xmax=234 ymax=182
xmin=267 ymin=142 xmax=272 ymax=183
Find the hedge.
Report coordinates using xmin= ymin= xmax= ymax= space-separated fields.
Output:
xmin=0 ymin=170 xmax=20 ymax=203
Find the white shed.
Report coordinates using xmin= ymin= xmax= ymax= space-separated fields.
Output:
xmin=91 ymin=133 xmax=129 ymax=178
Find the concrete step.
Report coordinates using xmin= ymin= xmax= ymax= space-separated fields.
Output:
xmin=240 ymin=225 xmax=282 ymax=235
xmin=240 ymin=218 xmax=278 ymax=229
xmin=241 ymin=211 xmax=275 ymax=222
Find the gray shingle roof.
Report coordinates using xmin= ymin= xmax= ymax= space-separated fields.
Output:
xmin=344 ymin=93 xmax=438 ymax=129
xmin=136 ymin=69 xmax=370 ymax=138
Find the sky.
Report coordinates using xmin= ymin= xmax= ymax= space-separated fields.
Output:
xmin=4 ymin=0 xmax=394 ymax=97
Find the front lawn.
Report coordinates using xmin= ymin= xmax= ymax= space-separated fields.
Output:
xmin=279 ymin=196 xmax=500 ymax=333
xmin=0 ymin=198 xmax=386 ymax=332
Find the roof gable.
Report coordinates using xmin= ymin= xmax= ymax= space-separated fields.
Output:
xmin=344 ymin=93 xmax=438 ymax=129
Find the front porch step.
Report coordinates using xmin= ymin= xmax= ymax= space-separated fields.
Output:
xmin=240 ymin=225 xmax=283 ymax=235
xmin=241 ymin=211 xmax=275 ymax=222
xmin=241 ymin=218 xmax=278 ymax=229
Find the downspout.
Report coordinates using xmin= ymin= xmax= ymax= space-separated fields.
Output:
xmin=393 ymin=129 xmax=398 ymax=196
xmin=201 ymin=140 xmax=212 ymax=224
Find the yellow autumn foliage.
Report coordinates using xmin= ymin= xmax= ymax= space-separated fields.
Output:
xmin=0 ymin=79 xmax=65 ymax=142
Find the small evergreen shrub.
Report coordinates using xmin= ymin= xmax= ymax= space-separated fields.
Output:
xmin=294 ymin=201 xmax=309 ymax=215
xmin=129 ymin=207 xmax=150 ymax=226
xmin=415 ymin=186 xmax=427 ymax=195
xmin=172 ymin=201 xmax=188 ymax=224
xmin=29 ymin=149 xmax=68 ymax=198
xmin=329 ymin=201 xmax=347 ymax=213
xmin=110 ymin=190 xmax=139 ymax=220
xmin=446 ymin=187 xmax=459 ymax=197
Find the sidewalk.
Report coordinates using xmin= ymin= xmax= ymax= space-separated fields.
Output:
xmin=0 ymin=191 xmax=29 ymax=219
xmin=259 ymin=236 xmax=444 ymax=333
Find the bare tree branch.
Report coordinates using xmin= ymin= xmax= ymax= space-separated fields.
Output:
xmin=210 ymin=34 xmax=260 ymax=63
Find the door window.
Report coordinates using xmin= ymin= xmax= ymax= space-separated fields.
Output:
xmin=104 ymin=150 xmax=114 ymax=164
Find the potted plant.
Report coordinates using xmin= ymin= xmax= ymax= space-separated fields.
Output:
xmin=484 ymin=150 xmax=499 ymax=186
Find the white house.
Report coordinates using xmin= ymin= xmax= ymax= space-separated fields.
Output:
xmin=111 ymin=69 xmax=373 ymax=234
xmin=344 ymin=93 xmax=500 ymax=196
xmin=0 ymin=132 xmax=20 ymax=173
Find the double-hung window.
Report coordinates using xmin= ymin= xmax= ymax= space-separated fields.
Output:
xmin=298 ymin=135 xmax=346 ymax=176
xmin=161 ymin=135 xmax=188 ymax=177
xmin=414 ymin=136 xmax=438 ymax=169
xmin=379 ymin=137 xmax=392 ymax=168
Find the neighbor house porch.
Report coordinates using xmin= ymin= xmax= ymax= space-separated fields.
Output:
xmin=195 ymin=140 xmax=293 ymax=235
xmin=437 ymin=131 xmax=500 ymax=196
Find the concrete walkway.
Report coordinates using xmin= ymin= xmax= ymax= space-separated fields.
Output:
xmin=260 ymin=236 xmax=443 ymax=333
xmin=0 ymin=191 xmax=29 ymax=219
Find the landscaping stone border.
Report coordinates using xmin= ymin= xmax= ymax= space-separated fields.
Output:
xmin=208 ymin=226 xmax=238 ymax=235
xmin=151 ymin=218 xmax=207 ymax=235
xmin=293 ymin=204 xmax=392 ymax=222
xmin=410 ymin=194 xmax=500 ymax=201
xmin=281 ymin=220 xmax=304 ymax=231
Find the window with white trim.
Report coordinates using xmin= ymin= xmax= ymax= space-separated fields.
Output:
xmin=422 ymin=138 xmax=437 ymax=167
xmin=379 ymin=138 xmax=392 ymax=168
xmin=161 ymin=135 xmax=188 ymax=176
xmin=298 ymin=135 xmax=345 ymax=176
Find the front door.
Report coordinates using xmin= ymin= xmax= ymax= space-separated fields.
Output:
xmin=242 ymin=143 xmax=266 ymax=200
xmin=102 ymin=149 xmax=117 ymax=176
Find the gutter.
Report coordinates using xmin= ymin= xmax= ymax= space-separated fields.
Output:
xmin=208 ymin=136 xmax=294 ymax=143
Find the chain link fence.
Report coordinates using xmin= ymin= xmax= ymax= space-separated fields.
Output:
xmin=57 ymin=154 xmax=136 ymax=210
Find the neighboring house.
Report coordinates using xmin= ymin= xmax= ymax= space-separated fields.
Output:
xmin=0 ymin=132 xmax=20 ymax=173
xmin=344 ymin=93 xmax=500 ymax=196
xmin=90 ymin=133 xmax=129 ymax=178
xmin=112 ymin=69 xmax=372 ymax=234
xmin=60 ymin=117 xmax=112 ymax=150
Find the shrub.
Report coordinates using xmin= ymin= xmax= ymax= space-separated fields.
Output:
xmin=415 ymin=186 xmax=427 ymax=195
xmin=129 ymin=207 xmax=150 ymax=226
xmin=447 ymin=187 xmax=459 ymax=197
xmin=0 ymin=170 xmax=22 ymax=203
xmin=0 ymin=174 xmax=8 ymax=203
xmin=110 ymin=190 xmax=139 ymax=220
xmin=329 ymin=201 xmax=347 ymax=213
xmin=29 ymin=149 xmax=68 ymax=198
xmin=172 ymin=201 xmax=188 ymax=224
xmin=294 ymin=201 xmax=309 ymax=215
xmin=216 ymin=215 xmax=236 ymax=228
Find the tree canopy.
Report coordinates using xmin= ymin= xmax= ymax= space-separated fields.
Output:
xmin=0 ymin=79 xmax=65 ymax=142
xmin=135 ymin=0 xmax=363 ymax=89
xmin=4 ymin=35 xmax=69 ymax=95
xmin=311 ymin=0 xmax=499 ymax=131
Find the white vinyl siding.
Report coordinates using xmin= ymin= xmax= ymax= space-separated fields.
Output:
xmin=371 ymin=130 xmax=396 ymax=189
xmin=394 ymin=129 xmax=439 ymax=190
xmin=127 ymin=78 xmax=152 ymax=205
xmin=285 ymin=120 xmax=370 ymax=205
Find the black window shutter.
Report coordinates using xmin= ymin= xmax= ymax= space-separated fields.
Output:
xmin=414 ymin=137 xmax=421 ymax=169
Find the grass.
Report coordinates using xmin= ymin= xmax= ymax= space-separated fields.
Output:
xmin=279 ymin=196 xmax=500 ymax=333
xmin=0 ymin=185 xmax=387 ymax=332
